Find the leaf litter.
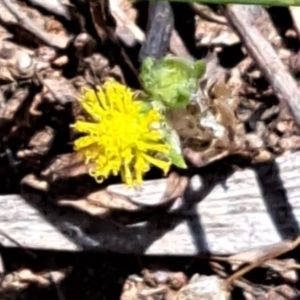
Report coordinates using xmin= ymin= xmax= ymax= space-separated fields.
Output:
xmin=0 ymin=0 xmax=300 ymax=299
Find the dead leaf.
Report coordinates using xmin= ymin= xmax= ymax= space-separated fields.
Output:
xmin=252 ymin=149 xmax=273 ymax=163
xmin=41 ymin=75 xmax=79 ymax=105
xmin=279 ymin=136 xmax=300 ymax=151
xmin=58 ymin=188 xmax=141 ymax=216
xmin=0 ymin=88 xmax=29 ymax=122
xmin=264 ymin=285 xmax=298 ymax=300
xmin=41 ymin=152 xmax=93 ymax=180
xmin=245 ymin=133 xmax=264 ymax=149
xmin=194 ymin=12 xmax=239 ymax=47
xmin=183 ymin=147 xmax=230 ymax=168
xmin=106 ymin=173 xmax=188 ymax=207
xmin=0 ymin=267 xmax=72 ymax=292
xmin=161 ymin=172 xmax=189 ymax=204
xmin=142 ymin=269 xmax=187 ymax=290
xmin=120 ymin=277 xmax=144 ymax=300
xmin=58 ymin=199 xmax=110 ymax=217
xmin=21 ymin=173 xmax=49 ymax=191
xmin=86 ymin=190 xmax=141 ymax=211
xmin=52 ymin=55 xmax=69 ymax=67
xmin=17 ymin=127 xmax=54 ymax=158
xmin=175 ymin=274 xmax=230 ymax=300
xmin=109 ymin=0 xmax=145 ymax=46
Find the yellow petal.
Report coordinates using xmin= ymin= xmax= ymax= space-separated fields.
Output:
xmin=73 ymin=135 xmax=97 ymax=150
xmin=141 ymin=153 xmax=171 ymax=174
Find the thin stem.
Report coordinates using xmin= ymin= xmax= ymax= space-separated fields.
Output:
xmin=137 ymin=0 xmax=300 ymax=7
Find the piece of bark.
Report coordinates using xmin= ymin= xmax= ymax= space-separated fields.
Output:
xmin=40 ymin=152 xmax=93 ymax=181
xmin=17 ymin=127 xmax=55 ymax=158
xmin=138 ymin=2 xmax=174 ymax=61
xmin=175 ymin=274 xmax=230 ymax=300
xmin=0 ymin=150 xmax=300 ymax=254
xmin=0 ymin=266 xmax=72 ymax=294
xmin=0 ymin=88 xmax=29 ymax=122
xmin=26 ymin=0 xmax=71 ymax=20
xmin=0 ymin=0 xmax=70 ymax=49
xmin=225 ymin=5 xmax=300 ymax=128
xmin=109 ymin=0 xmax=145 ymax=46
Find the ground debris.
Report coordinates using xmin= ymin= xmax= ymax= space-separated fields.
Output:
xmin=1 ymin=1 xmax=300 ymax=299
xmin=0 ymin=265 xmax=72 ymax=300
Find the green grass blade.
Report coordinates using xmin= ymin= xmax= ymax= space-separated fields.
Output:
xmin=133 ymin=0 xmax=300 ymax=7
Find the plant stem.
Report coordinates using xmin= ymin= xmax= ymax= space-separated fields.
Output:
xmin=138 ymin=0 xmax=300 ymax=7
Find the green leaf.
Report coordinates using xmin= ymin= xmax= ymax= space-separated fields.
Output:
xmin=175 ymin=89 xmax=191 ymax=109
xmin=139 ymin=101 xmax=153 ymax=113
xmin=169 ymin=148 xmax=187 ymax=169
xmin=192 ymin=60 xmax=206 ymax=79
xmin=163 ymin=55 xmax=194 ymax=73
xmin=166 ymin=127 xmax=187 ymax=169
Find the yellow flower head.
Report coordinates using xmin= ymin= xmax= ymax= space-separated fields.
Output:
xmin=72 ymin=79 xmax=171 ymax=186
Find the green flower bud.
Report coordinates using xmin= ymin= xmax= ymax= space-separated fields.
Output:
xmin=140 ymin=55 xmax=206 ymax=110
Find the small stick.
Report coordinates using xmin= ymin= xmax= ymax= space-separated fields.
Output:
xmin=0 ymin=228 xmax=36 ymax=259
xmin=190 ymin=3 xmax=228 ymax=24
xmin=26 ymin=0 xmax=70 ymax=20
xmin=225 ymin=5 xmax=300 ymax=128
xmin=223 ymin=236 xmax=300 ymax=289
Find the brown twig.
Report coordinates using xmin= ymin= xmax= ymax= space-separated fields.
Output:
xmin=26 ymin=0 xmax=70 ymax=20
xmin=190 ymin=3 xmax=228 ymax=24
xmin=210 ymin=261 xmax=264 ymax=296
xmin=0 ymin=0 xmax=69 ymax=49
xmin=223 ymin=236 xmax=300 ymax=289
xmin=225 ymin=5 xmax=300 ymax=128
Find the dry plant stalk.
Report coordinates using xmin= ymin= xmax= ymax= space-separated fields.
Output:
xmin=225 ymin=5 xmax=300 ymax=128
xmin=223 ymin=236 xmax=300 ymax=289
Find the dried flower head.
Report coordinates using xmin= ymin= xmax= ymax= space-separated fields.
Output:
xmin=72 ymin=79 xmax=172 ymax=186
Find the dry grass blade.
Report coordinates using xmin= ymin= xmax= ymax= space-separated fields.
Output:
xmin=223 ymin=236 xmax=300 ymax=289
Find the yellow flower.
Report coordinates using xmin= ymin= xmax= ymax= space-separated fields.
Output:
xmin=72 ymin=79 xmax=171 ymax=186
